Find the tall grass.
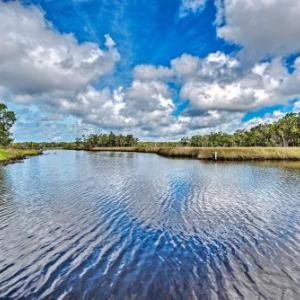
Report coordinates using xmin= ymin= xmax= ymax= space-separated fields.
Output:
xmin=91 ymin=146 xmax=300 ymax=161
xmin=0 ymin=148 xmax=41 ymax=162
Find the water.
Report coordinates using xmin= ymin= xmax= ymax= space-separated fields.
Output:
xmin=0 ymin=150 xmax=300 ymax=299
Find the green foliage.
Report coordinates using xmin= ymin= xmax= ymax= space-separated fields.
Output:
xmin=0 ymin=148 xmax=40 ymax=162
xmin=182 ymin=113 xmax=300 ymax=147
xmin=0 ymin=103 xmax=16 ymax=146
xmin=79 ymin=132 xmax=138 ymax=149
xmin=13 ymin=141 xmax=75 ymax=150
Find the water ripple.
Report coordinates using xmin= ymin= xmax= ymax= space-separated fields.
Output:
xmin=0 ymin=151 xmax=299 ymax=299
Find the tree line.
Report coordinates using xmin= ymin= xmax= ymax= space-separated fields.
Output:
xmin=13 ymin=133 xmax=139 ymax=150
xmin=12 ymin=133 xmax=138 ymax=150
xmin=180 ymin=113 xmax=300 ymax=147
xmin=76 ymin=133 xmax=138 ymax=149
xmin=13 ymin=141 xmax=76 ymax=150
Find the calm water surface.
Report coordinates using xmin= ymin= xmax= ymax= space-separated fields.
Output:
xmin=0 ymin=150 xmax=300 ymax=299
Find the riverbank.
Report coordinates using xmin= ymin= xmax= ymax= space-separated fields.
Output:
xmin=0 ymin=148 xmax=42 ymax=164
xmin=90 ymin=146 xmax=300 ymax=161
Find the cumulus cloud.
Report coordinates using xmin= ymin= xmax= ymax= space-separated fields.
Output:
xmin=179 ymin=110 xmax=243 ymax=132
xmin=56 ymin=79 xmax=182 ymax=137
xmin=133 ymin=65 xmax=173 ymax=81
xmin=172 ymin=52 xmax=240 ymax=81
xmin=125 ymin=79 xmax=179 ymax=135
xmin=216 ymin=0 xmax=300 ymax=61
xmin=169 ymin=51 xmax=300 ymax=113
xmin=0 ymin=1 xmax=120 ymax=96
xmin=58 ymin=86 xmax=133 ymax=129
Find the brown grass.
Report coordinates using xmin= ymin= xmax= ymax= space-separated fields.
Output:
xmin=90 ymin=146 xmax=300 ymax=161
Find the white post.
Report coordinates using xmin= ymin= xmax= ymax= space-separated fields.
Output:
xmin=214 ymin=151 xmax=218 ymax=161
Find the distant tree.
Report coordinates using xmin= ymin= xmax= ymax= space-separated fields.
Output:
xmin=0 ymin=103 xmax=16 ymax=146
xmin=185 ymin=113 xmax=300 ymax=147
xmin=108 ymin=132 xmax=116 ymax=147
xmin=78 ymin=132 xmax=138 ymax=149
xmin=180 ymin=137 xmax=189 ymax=146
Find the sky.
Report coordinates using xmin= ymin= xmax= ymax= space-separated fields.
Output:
xmin=1 ymin=0 xmax=300 ymax=142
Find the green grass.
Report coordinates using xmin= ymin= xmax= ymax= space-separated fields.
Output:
xmin=91 ymin=146 xmax=300 ymax=161
xmin=0 ymin=148 xmax=41 ymax=163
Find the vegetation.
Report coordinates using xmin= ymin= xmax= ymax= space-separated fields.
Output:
xmin=14 ymin=140 xmax=173 ymax=150
xmin=14 ymin=133 xmax=140 ymax=150
xmin=0 ymin=148 xmax=41 ymax=163
xmin=181 ymin=113 xmax=300 ymax=147
xmin=88 ymin=114 xmax=300 ymax=161
xmin=0 ymin=102 xmax=41 ymax=164
xmin=90 ymin=146 xmax=300 ymax=161
xmin=0 ymin=103 xmax=16 ymax=146
xmin=76 ymin=132 xmax=138 ymax=149
xmin=13 ymin=141 xmax=76 ymax=150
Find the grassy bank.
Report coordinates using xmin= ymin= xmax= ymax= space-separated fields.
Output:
xmin=0 ymin=148 xmax=42 ymax=164
xmin=90 ymin=146 xmax=300 ymax=161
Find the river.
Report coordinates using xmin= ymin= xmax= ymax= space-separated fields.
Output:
xmin=0 ymin=150 xmax=299 ymax=299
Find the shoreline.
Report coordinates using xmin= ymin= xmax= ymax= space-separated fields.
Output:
xmin=0 ymin=149 xmax=42 ymax=165
xmin=89 ymin=146 xmax=300 ymax=161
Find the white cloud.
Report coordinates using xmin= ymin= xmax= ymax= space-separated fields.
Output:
xmin=52 ymin=79 xmax=180 ymax=137
xmin=171 ymin=51 xmax=300 ymax=113
xmin=217 ymin=0 xmax=300 ymax=61
xmin=293 ymin=101 xmax=300 ymax=113
xmin=126 ymin=80 xmax=173 ymax=113
xmin=124 ymin=79 xmax=180 ymax=135
xmin=172 ymin=52 xmax=240 ymax=81
xmin=0 ymin=1 xmax=120 ymax=96
xmin=180 ymin=110 xmax=243 ymax=132
xmin=56 ymin=86 xmax=138 ymax=130
xmin=133 ymin=65 xmax=173 ymax=81
xmin=179 ymin=0 xmax=207 ymax=17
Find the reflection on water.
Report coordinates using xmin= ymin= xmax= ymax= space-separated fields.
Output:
xmin=0 ymin=151 xmax=300 ymax=299
xmin=253 ymin=160 xmax=300 ymax=170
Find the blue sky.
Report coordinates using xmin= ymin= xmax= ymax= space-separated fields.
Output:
xmin=22 ymin=0 xmax=233 ymax=87
xmin=0 ymin=0 xmax=300 ymax=141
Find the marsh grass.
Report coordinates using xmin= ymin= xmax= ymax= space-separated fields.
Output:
xmin=91 ymin=146 xmax=300 ymax=161
xmin=0 ymin=148 xmax=41 ymax=163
